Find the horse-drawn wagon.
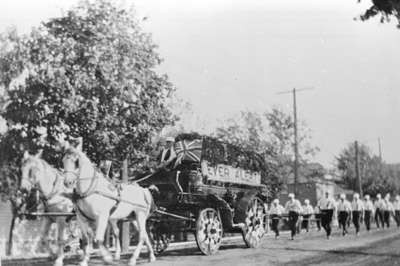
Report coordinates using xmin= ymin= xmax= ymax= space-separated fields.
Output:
xmin=140 ymin=133 xmax=269 ymax=255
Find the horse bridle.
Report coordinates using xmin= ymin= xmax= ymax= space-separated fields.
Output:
xmin=63 ymin=153 xmax=99 ymax=199
xmin=25 ymin=163 xmax=63 ymax=202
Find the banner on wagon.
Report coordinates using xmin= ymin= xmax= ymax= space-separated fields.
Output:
xmin=201 ymin=160 xmax=261 ymax=186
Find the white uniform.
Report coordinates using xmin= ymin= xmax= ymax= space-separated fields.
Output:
xmin=269 ymin=204 xmax=285 ymax=215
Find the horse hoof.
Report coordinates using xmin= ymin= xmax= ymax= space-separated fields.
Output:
xmin=79 ymin=261 xmax=88 ymax=266
xmin=103 ymin=254 xmax=113 ymax=264
xmin=129 ymin=259 xmax=137 ymax=266
xmin=149 ymin=255 xmax=156 ymax=263
xmin=54 ymin=258 xmax=63 ymax=266
xmin=114 ymin=253 xmax=121 ymax=261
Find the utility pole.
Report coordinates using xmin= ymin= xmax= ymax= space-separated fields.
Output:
xmin=277 ymin=87 xmax=313 ymax=195
xmin=355 ymin=141 xmax=362 ymax=196
xmin=378 ymin=137 xmax=382 ymax=161
xmin=292 ymin=88 xmax=299 ymax=196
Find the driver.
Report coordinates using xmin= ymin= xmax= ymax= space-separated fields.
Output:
xmin=157 ymin=137 xmax=177 ymax=170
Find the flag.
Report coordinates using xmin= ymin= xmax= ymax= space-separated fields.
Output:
xmin=174 ymin=139 xmax=203 ymax=167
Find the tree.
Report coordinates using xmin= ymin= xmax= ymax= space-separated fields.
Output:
xmin=357 ymin=0 xmax=400 ymax=28
xmin=214 ymin=108 xmax=319 ymax=197
xmin=336 ymin=142 xmax=400 ymax=196
xmin=0 ymin=0 xmax=175 ymax=200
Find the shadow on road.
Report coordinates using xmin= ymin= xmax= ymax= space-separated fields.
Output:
xmin=284 ymin=246 xmax=400 ymax=259
xmin=158 ymin=243 xmax=247 ymax=257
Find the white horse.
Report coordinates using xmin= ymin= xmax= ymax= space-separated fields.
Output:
xmin=62 ymin=141 xmax=156 ymax=266
xmin=20 ymin=150 xmax=75 ymax=266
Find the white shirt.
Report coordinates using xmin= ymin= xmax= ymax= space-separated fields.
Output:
xmin=269 ymin=204 xmax=285 ymax=215
xmin=351 ymin=199 xmax=364 ymax=212
xmin=364 ymin=200 xmax=374 ymax=211
xmin=318 ymin=197 xmax=336 ymax=210
xmin=337 ymin=200 xmax=352 ymax=212
xmin=302 ymin=204 xmax=314 ymax=215
xmin=160 ymin=147 xmax=176 ymax=163
xmin=384 ymin=200 xmax=394 ymax=212
xmin=285 ymin=199 xmax=303 ymax=213
xmin=374 ymin=199 xmax=386 ymax=209
xmin=393 ymin=200 xmax=400 ymax=211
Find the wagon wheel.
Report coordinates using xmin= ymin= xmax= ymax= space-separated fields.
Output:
xmin=195 ymin=208 xmax=223 ymax=255
xmin=241 ymin=197 xmax=266 ymax=248
xmin=147 ymin=220 xmax=171 ymax=255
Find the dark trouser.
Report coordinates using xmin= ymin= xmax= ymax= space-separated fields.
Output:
xmin=271 ymin=214 xmax=281 ymax=237
xmin=302 ymin=214 xmax=311 ymax=232
xmin=338 ymin=211 xmax=349 ymax=235
xmin=315 ymin=213 xmax=321 ymax=230
xmin=321 ymin=209 xmax=334 ymax=237
xmin=375 ymin=208 xmax=384 ymax=228
xmin=395 ymin=210 xmax=400 ymax=227
xmin=364 ymin=210 xmax=371 ymax=231
xmin=352 ymin=211 xmax=361 ymax=233
xmin=383 ymin=211 xmax=391 ymax=228
xmin=288 ymin=211 xmax=299 ymax=238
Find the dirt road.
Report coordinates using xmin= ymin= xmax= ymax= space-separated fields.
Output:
xmin=4 ymin=226 xmax=400 ymax=266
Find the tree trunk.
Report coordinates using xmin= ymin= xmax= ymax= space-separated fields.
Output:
xmin=7 ymin=202 xmax=17 ymax=256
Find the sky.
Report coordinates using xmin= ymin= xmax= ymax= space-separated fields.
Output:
xmin=1 ymin=0 xmax=400 ymax=168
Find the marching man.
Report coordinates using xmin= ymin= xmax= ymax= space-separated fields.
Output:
xmin=302 ymin=199 xmax=314 ymax=233
xmin=363 ymin=194 xmax=374 ymax=231
xmin=351 ymin=193 xmax=364 ymax=235
xmin=383 ymin=193 xmax=394 ymax=228
xmin=269 ymin=199 xmax=285 ymax=239
xmin=374 ymin=193 xmax=385 ymax=228
xmin=285 ymin=193 xmax=303 ymax=240
xmin=337 ymin=193 xmax=352 ymax=236
xmin=318 ymin=191 xmax=336 ymax=239
xmin=314 ymin=205 xmax=321 ymax=231
xmin=394 ymin=195 xmax=400 ymax=227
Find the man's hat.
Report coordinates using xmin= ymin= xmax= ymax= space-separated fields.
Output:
xmin=273 ymin=199 xmax=279 ymax=204
xmin=377 ymin=193 xmax=381 ymax=199
xmin=353 ymin=193 xmax=359 ymax=199
xmin=304 ymin=199 xmax=310 ymax=204
xmin=364 ymin=194 xmax=370 ymax=200
xmin=340 ymin=193 xmax=346 ymax=200
xmin=165 ymin=137 xmax=175 ymax=142
xmin=288 ymin=193 xmax=295 ymax=198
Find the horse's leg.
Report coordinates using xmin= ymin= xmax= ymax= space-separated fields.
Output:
xmin=54 ymin=218 xmax=66 ymax=266
xmin=129 ymin=213 xmax=146 ymax=266
xmin=142 ymin=216 xmax=156 ymax=263
xmin=95 ymin=212 xmax=113 ymax=264
xmin=109 ymin=219 xmax=121 ymax=260
xmin=76 ymin=215 xmax=91 ymax=266
xmin=37 ymin=217 xmax=52 ymax=254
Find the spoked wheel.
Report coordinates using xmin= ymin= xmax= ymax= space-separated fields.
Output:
xmin=242 ymin=197 xmax=267 ymax=248
xmin=195 ymin=208 xmax=223 ymax=255
xmin=147 ymin=220 xmax=171 ymax=255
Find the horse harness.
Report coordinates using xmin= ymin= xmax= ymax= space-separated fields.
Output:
xmin=69 ymin=167 xmax=151 ymax=222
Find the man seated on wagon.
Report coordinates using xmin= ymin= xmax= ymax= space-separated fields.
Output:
xmin=157 ymin=137 xmax=177 ymax=171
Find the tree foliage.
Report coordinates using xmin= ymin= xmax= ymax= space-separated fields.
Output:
xmin=0 ymin=0 xmax=175 ymax=200
xmin=358 ymin=0 xmax=400 ymax=28
xmin=214 ymin=108 xmax=320 ymax=197
xmin=336 ymin=142 xmax=400 ymax=196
